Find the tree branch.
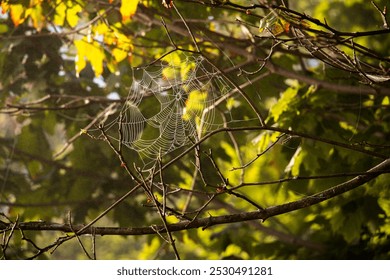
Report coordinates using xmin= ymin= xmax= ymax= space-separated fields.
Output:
xmin=2 ymin=158 xmax=388 ymax=236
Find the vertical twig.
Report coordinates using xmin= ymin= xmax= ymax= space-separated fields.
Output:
xmin=1 ymin=215 xmax=18 ymax=259
xmin=371 ymin=1 xmax=389 ymax=29
xmin=91 ymin=228 xmax=97 ymax=260
xmin=157 ymin=154 xmax=167 ymax=217
xmin=141 ymin=170 xmax=181 ymax=260
xmin=68 ymin=211 xmax=93 ymax=260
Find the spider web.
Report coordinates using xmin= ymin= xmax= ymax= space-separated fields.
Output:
xmin=105 ymin=51 xmax=235 ymax=169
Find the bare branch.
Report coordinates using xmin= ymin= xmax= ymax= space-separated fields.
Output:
xmin=2 ymin=158 xmax=388 ymax=236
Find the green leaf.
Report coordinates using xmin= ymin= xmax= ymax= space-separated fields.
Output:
xmin=269 ymin=82 xmax=299 ymax=122
xmin=0 ymin=24 xmax=9 ymax=33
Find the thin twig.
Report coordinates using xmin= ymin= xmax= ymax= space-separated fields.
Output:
xmin=371 ymin=1 xmax=389 ymax=29
xmin=68 ymin=211 xmax=93 ymax=260
xmin=231 ymin=133 xmax=285 ymax=170
xmin=140 ymin=162 xmax=181 ymax=260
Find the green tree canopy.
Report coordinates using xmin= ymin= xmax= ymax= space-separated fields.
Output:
xmin=0 ymin=0 xmax=390 ymax=259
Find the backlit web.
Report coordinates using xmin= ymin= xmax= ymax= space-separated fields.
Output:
xmin=106 ymin=51 xmax=234 ymax=169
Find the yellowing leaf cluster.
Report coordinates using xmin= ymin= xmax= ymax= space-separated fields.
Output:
xmin=6 ymin=2 xmax=43 ymax=30
xmin=74 ymin=22 xmax=134 ymax=76
xmin=161 ymin=52 xmax=196 ymax=81
xmin=2 ymin=1 xmax=137 ymax=77
xmin=75 ymin=39 xmax=105 ymax=77
xmin=53 ymin=0 xmax=82 ymax=28
xmin=4 ymin=0 xmax=82 ymax=30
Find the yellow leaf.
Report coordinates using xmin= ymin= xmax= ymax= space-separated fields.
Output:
xmin=162 ymin=66 xmax=178 ymax=81
xmin=111 ymin=31 xmax=133 ymax=62
xmin=75 ymin=38 xmax=105 ymax=77
xmin=0 ymin=24 xmax=9 ymax=33
xmin=94 ymin=23 xmax=133 ymax=63
xmin=182 ymin=90 xmax=207 ymax=121
xmin=74 ymin=40 xmax=88 ymax=76
xmin=162 ymin=52 xmax=181 ymax=67
xmin=65 ymin=1 xmax=82 ymax=27
xmin=112 ymin=47 xmax=128 ymax=62
xmin=88 ymin=47 xmax=104 ymax=76
xmin=1 ymin=3 xmax=10 ymax=14
xmin=94 ymin=22 xmax=110 ymax=38
xmin=54 ymin=1 xmax=82 ymax=27
xmin=29 ymin=5 xmax=44 ymax=31
xmin=226 ymin=97 xmax=240 ymax=111
xmin=180 ymin=59 xmax=195 ymax=81
xmin=10 ymin=4 xmax=26 ymax=26
xmin=161 ymin=52 xmax=182 ymax=80
xmin=120 ymin=0 xmax=139 ymax=22
xmin=165 ymin=215 xmax=179 ymax=223
xmin=53 ymin=1 xmax=66 ymax=26
xmin=75 ymin=54 xmax=86 ymax=77
xmin=137 ymin=236 xmax=160 ymax=260
xmin=339 ymin=121 xmax=357 ymax=134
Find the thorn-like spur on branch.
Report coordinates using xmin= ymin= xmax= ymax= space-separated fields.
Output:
xmin=2 ymin=158 xmax=389 ymax=236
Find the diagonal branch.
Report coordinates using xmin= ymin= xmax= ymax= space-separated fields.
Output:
xmin=2 ymin=158 xmax=389 ymax=236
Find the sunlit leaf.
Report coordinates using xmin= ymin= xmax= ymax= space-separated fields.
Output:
xmin=65 ymin=1 xmax=82 ymax=27
xmin=163 ymin=52 xmax=182 ymax=67
xmin=221 ymin=244 xmax=249 ymax=260
xmin=29 ymin=4 xmax=44 ymax=31
xmin=88 ymin=45 xmax=104 ymax=77
xmin=120 ymin=0 xmax=139 ymax=22
xmin=74 ymin=53 xmax=86 ymax=76
xmin=180 ymin=59 xmax=195 ymax=81
xmin=137 ymin=236 xmax=161 ymax=260
xmin=226 ymin=97 xmax=240 ymax=111
xmin=339 ymin=121 xmax=357 ymax=134
xmin=75 ymin=38 xmax=105 ymax=77
xmin=1 ymin=2 xmax=10 ymax=14
xmin=110 ymin=31 xmax=133 ymax=62
xmin=53 ymin=1 xmax=66 ymax=26
xmin=269 ymin=84 xmax=299 ymax=122
xmin=10 ymin=4 xmax=26 ymax=26
xmin=112 ymin=47 xmax=128 ymax=62
xmin=53 ymin=0 xmax=82 ymax=27
xmin=182 ymin=90 xmax=207 ymax=121
xmin=378 ymin=198 xmax=390 ymax=217
xmin=162 ymin=66 xmax=178 ymax=81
